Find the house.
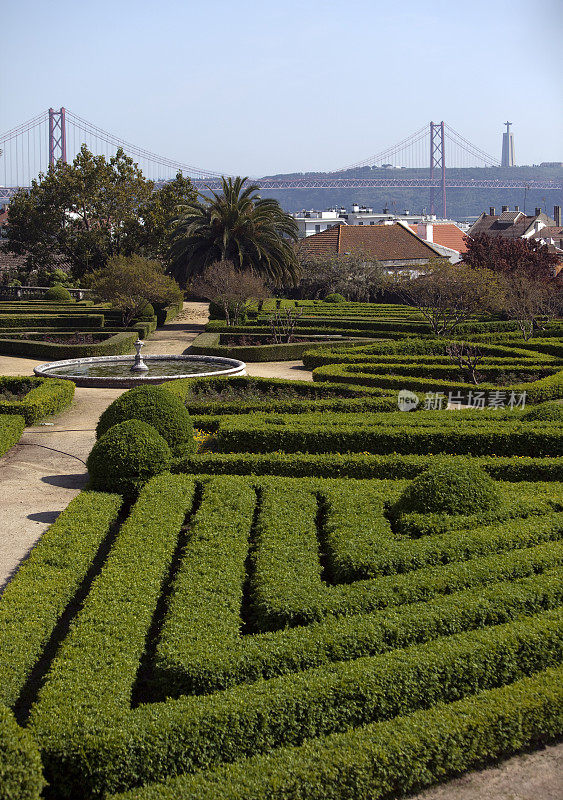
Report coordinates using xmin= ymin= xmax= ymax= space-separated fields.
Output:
xmin=298 ymin=223 xmax=444 ymax=275
xmin=406 ymin=222 xmax=468 ymax=263
xmin=468 ymin=206 xmax=561 ymax=241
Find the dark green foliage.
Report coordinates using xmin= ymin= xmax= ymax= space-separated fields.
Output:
xmin=188 ymin=331 xmax=374 ymax=362
xmin=173 ymin=451 xmax=563 ymax=482
xmin=109 ymin=666 xmax=563 ymax=800
xmin=44 ymin=284 xmax=72 ymax=303
xmin=391 ymin=459 xmax=500 ymax=517
xmin=0 ymin=492 xmax=121 ymax=707
xmin=523 ymin=401 xmax=563 ymax=422
xmin=0 ymin=314 xmax=105 ymax=329
xmin=0 ymin=377 xmax=74 ymax=424
xmin=137 ymin=303 xmax=155 ymax=321
xmin=324 ymin=293 xmax=346 ymax=303
xmin=0 ymin=331 xmax=138 ymax=360
xmin=96 ymin=385 xmax=194 ymax=454
xmin=0 ymin=414 xmax=25 ymax=456
xmin=87 ymin=420 xmax=172 ymax=497
xmin=0 ymin=705 xmax=45 ymax=800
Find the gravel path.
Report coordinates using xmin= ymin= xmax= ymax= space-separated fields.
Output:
xmin=0 ymin=303 xmax=560 ymax=796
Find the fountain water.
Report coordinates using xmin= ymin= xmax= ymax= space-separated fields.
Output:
xmin=34 ymin=340 xmax=246 ymax=388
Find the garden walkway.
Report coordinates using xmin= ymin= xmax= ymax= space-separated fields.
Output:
xmin=0 ymin=303 xmax=560 ymax=798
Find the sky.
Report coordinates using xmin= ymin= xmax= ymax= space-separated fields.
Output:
xmin=2 ymin=0 xmax=562 ymax=177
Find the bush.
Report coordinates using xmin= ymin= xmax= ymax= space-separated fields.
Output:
xmin=0 ymin=377 xmax=74 ymax=425
xmin=87 ymin=420 xmax=172 ymax=498
xmin=137 ymin=303 xmax=155 ymax=321
xmin=109 ymin=666 xmax=563 ymax=800
xmin=522 ymin=401 xmax=563 ymax=422
xmin=0 ymin=704 xmax=44 ymax=800
xmin=391 ymin=459 xmax=500 ymax=517
xmin=0 ymin=414 xmax=25 ymax=456
xmin=324 ymin=293 xmax=346 ymax=303
xmin=44 ymin=284 xmax=72 ymax=303
xmin=96 ymin=385 xmax=194 ymax=454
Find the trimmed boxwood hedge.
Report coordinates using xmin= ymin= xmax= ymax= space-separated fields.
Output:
xmin=0 ymin=491 xmax=121 ymax=707
xmin=173 ymin=451 xmax=563 ymax=481
xmin=0 ymin=331 xmax=138 ymax=360
xmin=0 ymin=314 xmax=105 ymax=329
xmin=96 ymin=385 xmax=195 ymax=455
xmin=87 ymin=420 xmax=172 ymax=498
xmin=0 ymin=377 xmax=74 ymax=425
xmin=109 ymin=665 xmax=563 ymax=800
xmin=0 ymin=704 xmax=44 ymax=800
xmin=0 ymin=414 xmax=25 ymax=457
xmin=188 ymin=331 xmax=374 ymax=362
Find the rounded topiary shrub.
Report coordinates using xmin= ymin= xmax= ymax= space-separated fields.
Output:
xmin=324 ymin=293 xmax=346 ymax=303
xmin=522 ymin=401 xmax=563 ymax=422
xmin=0 ymin=704 xmax=45 ymax=800
xmin=391 ymin=459 xmax=500 ymax=518
xmin=138 ymin=302 xmax=155 ymax=321
xmin=44 ymin=284 xmax=72 ymax=302
xmin=87 ymin=419 xmax=171 ymax=498
xmin=96 ymin=385 xmax=195 ymax=454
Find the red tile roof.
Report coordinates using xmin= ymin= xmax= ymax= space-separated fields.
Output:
xmin=299 ymin=223 xmax=441 ymax=261
xmin=408 ymin=224 xmax=468 ymax=253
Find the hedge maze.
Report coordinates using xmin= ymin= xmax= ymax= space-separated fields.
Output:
xmin=0 ymin=468 xmax=561 ymax=799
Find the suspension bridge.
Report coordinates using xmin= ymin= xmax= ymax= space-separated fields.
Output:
xmin=0 ymin=108 xmax=561 ymax=217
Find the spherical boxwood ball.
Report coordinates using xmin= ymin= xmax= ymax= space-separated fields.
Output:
xmin=138 ymin=302 xmax=155 ymax=320
xmin=44 ymin=284 xmax=72 ymax=302
xmin=391 ymin=459 xmax=500 ymax=517
xmin=522 ymin=401 xmax=563 ymax=422
xmin=324 ymin=293 xmax=346 ymax=303
xmin=87 ymin=419 xmax=171 ymax=498
xmin=96 ymin=385 xmax=195 ymax=454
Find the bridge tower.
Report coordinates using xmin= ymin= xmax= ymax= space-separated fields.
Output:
xmin=429 ymin=121 xmax=446 ymax=218
xmin=48 ymin=107 xmax=67 ymax=167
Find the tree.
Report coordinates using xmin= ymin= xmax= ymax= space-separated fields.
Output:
xmin=464 ymin=233 xmax=559 ymax=280
xmin=87 ymin=255 xmax=183 ymax=325
xmin=3 ymin=146 xmax=156 ymax=281
xmin=122 ymin=172 xmax=198 ymax=262
xmin=191 ymin=260 xmax=269 ymax=326
xmin=499 ymin=269 xmax=562 ymax=340
xmin=168 ymin=177 xmax=299 ymax=287
xmin=295 ymin=250 xmax=388 ymax=300
xmin=394 ymin=260 xmax=501 ymax=337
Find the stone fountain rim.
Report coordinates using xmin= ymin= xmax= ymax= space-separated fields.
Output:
xmin=33 ymin=353 xmax=247 ymax=388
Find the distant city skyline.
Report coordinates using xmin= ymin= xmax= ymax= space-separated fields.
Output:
xmin=2 ymin=0 xmax=562 ymax=176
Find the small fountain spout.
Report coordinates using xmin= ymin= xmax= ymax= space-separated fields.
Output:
xmin=130 ymin=340 xmax=149 ymax=372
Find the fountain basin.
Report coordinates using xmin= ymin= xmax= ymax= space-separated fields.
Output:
xmin=34 ymin=354 xmax=246 ymax=388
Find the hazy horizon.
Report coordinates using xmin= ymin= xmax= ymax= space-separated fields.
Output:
xmin=2 ymin=0 xmax=562 ymax=177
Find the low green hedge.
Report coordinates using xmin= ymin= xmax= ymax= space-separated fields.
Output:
xmin=311 ymin=363 xmax=563 ymax=404
xmin=173 ymin=451 xmax=563 ymax=481
xmin=109 ymin=665 xmax=563 ymax=800
xmin=0 ymin=414 xmax=25 ymax=457
xmin=210 ymin=414 xmax=562 ymax=457
xmin=189 ymin=332 xmax=373 ymax=362
xmin=0 ymin=704 xmax=44 ymax=800
xmin=0 ymin=331 xmax=138 ymax=360
xmin=0 ymin=314 xmax=105 ymax=329
xmin=0 ymin=377 xmax=74 ymax=425
xmin=31 ymin=608 xmax=563 ymax=798
xmin=0 ymin=491 xmax=121 ymax=707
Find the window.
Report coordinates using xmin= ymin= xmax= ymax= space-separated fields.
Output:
xmin=315 ymin=224 xmax=321 ymax=233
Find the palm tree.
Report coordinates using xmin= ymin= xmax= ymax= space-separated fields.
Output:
xmin=168 ymin=177 xmax=299 ymax=286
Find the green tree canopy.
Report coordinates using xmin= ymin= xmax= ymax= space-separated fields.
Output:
xmin=3 ymin=148 xmax=196 ymax=282
xmin=86 ymin=254 xmax=183 ymax=325
xmin=168 ymin=176 xmax=299 ymax=287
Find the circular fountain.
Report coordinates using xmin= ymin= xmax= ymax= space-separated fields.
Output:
xmin=34 ymin=340 xmax=246 ymax=388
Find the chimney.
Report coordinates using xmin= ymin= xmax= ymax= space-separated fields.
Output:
xmin=417 ymin=222 xmax=433 ymax=242
xmin=489 ymin=207 xmax=495 ymax=216
xmin=554 ymin=206 xmax=561 ymax=226
xmin=514 ymin=206 xmax=519 ymax=212
xmin=535 ymin=208 xmax=541 ymax=217
xmin=502 ymin=205 xmax=509 ymax=212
